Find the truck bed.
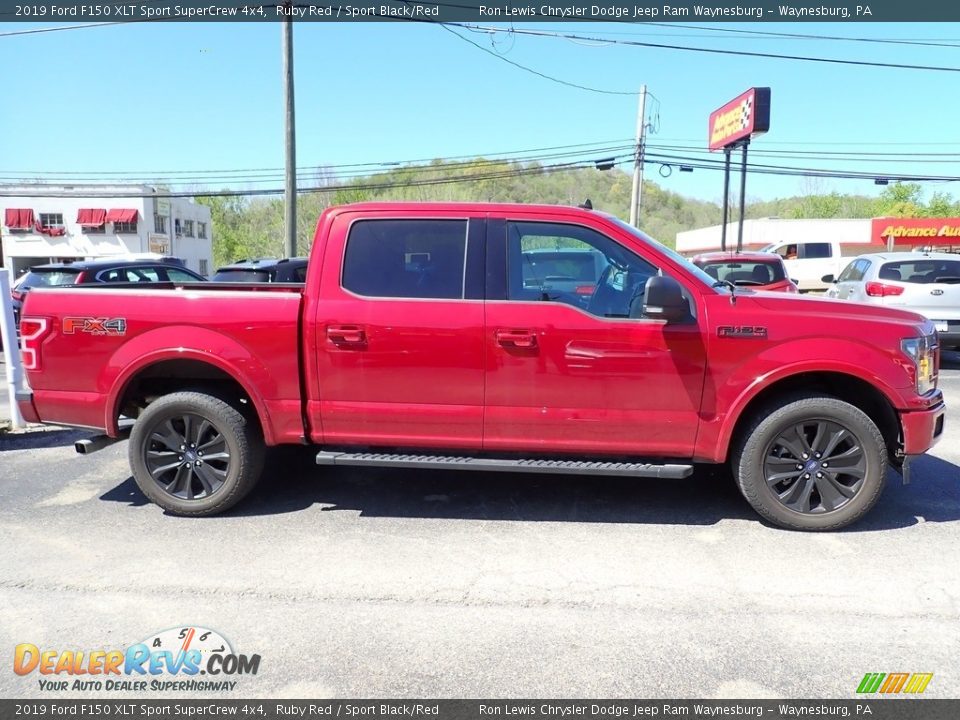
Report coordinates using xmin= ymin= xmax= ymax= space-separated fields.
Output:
xmin=20 ymin=284 xmax=305 ymax=444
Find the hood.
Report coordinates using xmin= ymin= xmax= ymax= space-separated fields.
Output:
xmin=749 ymin=292 xmax=933 ymax=334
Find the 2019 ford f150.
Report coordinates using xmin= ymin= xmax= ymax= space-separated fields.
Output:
xmin=17 ymin=203 xmax=945 ymax=530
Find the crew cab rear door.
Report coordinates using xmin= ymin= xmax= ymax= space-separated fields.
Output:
xmin=482 ymin=214 xmax=707 ymax=457
xmin=311 ymin=211 xmax=486 ymax=448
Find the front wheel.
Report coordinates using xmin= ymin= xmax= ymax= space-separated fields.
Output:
xmin=732 ymin=395 xmax=887 ymax=531
xmin=129 ymin=391 xmax=265 ymax=516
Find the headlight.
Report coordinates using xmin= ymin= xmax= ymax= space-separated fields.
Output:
xmin=901 ymin=334 xmax=938 ymax=395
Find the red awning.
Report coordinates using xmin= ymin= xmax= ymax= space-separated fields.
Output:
xmin=106 ymin=208 xmax=138 ymax=223
xmin=77 ymin=208 xmax=107 ymax=227
xmin=4 ymin=208 xmax=35 ymax=229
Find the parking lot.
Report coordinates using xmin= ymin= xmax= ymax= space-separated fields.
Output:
xmin=1 ymin=350 xmax=958 ymax=699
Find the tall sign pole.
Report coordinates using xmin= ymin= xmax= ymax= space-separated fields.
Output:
xmin=629 ymin=85 xmax=648 ymax=229
xmin=708 ymin=88 xmax=771 ymax=253
xmin=282 ymin=6 xmax=297 ymax=259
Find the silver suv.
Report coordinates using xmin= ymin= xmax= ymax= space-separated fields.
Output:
xmin=825 ymin=251 xmax=960 ymax=348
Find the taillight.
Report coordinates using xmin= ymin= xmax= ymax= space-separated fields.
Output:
xmin=19 ymin=317 xmax=51 ymax=371
xmin=575 ymin=284 xmax=596 ymax=296
xmin=11 ymin=290 xmax=22 ymax=302
xmin=865 ymin=281 xmax=904 ymax=297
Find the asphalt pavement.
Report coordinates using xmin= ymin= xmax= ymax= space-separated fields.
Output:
xmin=1 ymin=353 xmax=959 ymax=700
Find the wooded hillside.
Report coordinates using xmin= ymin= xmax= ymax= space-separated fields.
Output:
xmin=195 ymin=162 xmax=958 ymax=266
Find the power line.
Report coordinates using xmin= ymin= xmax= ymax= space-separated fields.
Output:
xmin=439 ymin=24 xmax=637 ymax=96
xmin=0 ymin=156 xmax=630 ymax=199
xmin=633 ymin=21 xmax=960 ymax=50
xmin=452 ymin=23 xmax=960 ymax=74
xmin=0 ymin=143 xmax=637 ymax=186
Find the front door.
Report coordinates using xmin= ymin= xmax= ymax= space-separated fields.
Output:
xmin=483 ymin=217 xmax=708 ymax=457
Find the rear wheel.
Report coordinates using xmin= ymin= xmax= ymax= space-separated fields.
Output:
xmin=732 ymin=395 xmax=887 ymax=531
xmin=129 ymin=391 xmax=265 ymax=516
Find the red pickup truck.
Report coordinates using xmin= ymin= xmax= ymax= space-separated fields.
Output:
xmin=17 ymin=202 xmax=945 ymax=530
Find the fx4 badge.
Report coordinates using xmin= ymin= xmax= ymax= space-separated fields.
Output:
xmin=63 ymin=317 xmax=127 ymax=336
xmin=718 ymin=325 xmax=767 ymax=339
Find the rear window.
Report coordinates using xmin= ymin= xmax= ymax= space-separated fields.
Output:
xmin=879 ymin=260 xmax=960 ymax=284
xmin=20 ymin=269 xmax=82 ymax=288
xmin=698 ymin=260 xmax=786 ymax=285
xmin=211 ymin=269 xmax=273 ymax=283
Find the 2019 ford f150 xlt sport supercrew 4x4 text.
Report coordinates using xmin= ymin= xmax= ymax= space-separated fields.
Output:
xmin=17 ymin=203 xmax=946 ymax=530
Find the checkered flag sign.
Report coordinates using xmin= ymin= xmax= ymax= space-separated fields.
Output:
xmin=739 ymin=96 xmax=752 ymax=131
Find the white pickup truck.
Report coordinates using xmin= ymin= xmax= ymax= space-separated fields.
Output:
xmin=760 ymin=239 xmax=849 ymax=292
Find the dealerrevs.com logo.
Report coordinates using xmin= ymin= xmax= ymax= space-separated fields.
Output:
xmin=13 ymin=626 xmax=261 ymax=692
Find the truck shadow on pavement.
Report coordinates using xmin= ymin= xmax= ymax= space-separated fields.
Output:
xmin=0 ymin=427 xmax=92 ymax=452
xmin=101 ymin=445 xmax=960 ymax=531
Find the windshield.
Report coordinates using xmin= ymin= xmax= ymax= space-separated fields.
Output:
xmin=608 ymin=217 xmax=720 ymax=289
xmin=211 ymin=269 xmax=272 ymax=283
xmin=20 ymin=269 xmax=82 ymax=288
xmin=698 ymin=260 xmax=787 ymax=285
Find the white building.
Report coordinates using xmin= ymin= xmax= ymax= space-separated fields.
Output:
xmin=1 ymin=184 xmax=213 ymax=278
xmin=675 ymin=218 xmax=875 ymax=255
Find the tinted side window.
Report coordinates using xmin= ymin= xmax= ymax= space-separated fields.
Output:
xmin=165 ymin=268 xmax=202 ymax=282
xmin=507 ymin=221 xmax=658 ymax=319
xmin=343 ymin=219 xmax=467 ymax=299
xmin=800 ymin=243 xmax=832 ymax=259
xmin=838 ymin=258 xmax=869 ymax=282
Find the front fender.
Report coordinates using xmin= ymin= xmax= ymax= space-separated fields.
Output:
xmin=698 ymin=337 xmax=912 ymax=463
xmin=102 ymin=327 xmax=280 ymax=444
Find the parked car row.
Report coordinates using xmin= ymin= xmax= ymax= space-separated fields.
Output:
xmin=7 ymin=256 xmax=309 ymax=328
xmin=824 ymin=251 xmax=960 ymax=349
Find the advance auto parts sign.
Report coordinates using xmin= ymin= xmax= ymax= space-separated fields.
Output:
xmin=708 ymin=87 xmax=771 ymax=151
xmin=872 ymin=217 xmax=960 ymax=244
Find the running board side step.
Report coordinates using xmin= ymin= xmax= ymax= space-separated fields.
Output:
xmin=316 ymin=451 xmax=694 ymax=479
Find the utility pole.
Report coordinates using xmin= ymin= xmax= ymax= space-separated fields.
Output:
xmin=282 ymin=5 xmax=297 ymax=258
xmin=629 ymin=84 xmax=648 ymax=229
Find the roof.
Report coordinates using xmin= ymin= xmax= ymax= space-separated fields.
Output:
xmin=327 ymin=201 xmax=596 ymax=216
xmin=29 ymin=258 xmax=189 ymax=271
xmin=692 ymin=251 xmax=783 ymax=263
xmin=216 ymin=257 xmax=308 ymax=270
xmin=848 ymin=251 xmax=960 ymax=262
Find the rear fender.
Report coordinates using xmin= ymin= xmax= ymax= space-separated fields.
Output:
xmin=103 ymin=327 xmax=278 ymax=444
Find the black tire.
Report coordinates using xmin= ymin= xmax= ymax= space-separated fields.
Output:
xmin=129 ymin=391 xmax=265 ymax=516
xmin=732 ymin=395 xmax=887 ymax=531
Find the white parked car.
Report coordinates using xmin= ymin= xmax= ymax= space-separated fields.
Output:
xmin=824 ymin=251 xmax=960 ymax=349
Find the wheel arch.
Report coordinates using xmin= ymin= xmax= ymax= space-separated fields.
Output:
xmin=106 ymin=353 xmax=275 ymax=445
xmin=723 ymin=370 xmax=901 ymax=467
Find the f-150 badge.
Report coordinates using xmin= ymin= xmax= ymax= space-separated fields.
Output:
xmin=718 ymin=325 xmax=767 ymax=339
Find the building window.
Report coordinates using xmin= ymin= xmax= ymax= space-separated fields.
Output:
xmin=198 ymin=222 xmax=207 ymax=239
xmin=199 ymin=259 xmax=209 ymax=275
xmin=39 ymin=213 xmax=64 ymax=229
xmin=114 ymin=221 xmax=138 ymax=233
xmin=182 ymin=220 xmax=194 ymax=237
xmin=154 ymin=214 xmax=167 ymax=234
xmin=175 ymin=219 xmax=182 ymax=237
xmin=83 ymin=224 xmax=106 ymax=234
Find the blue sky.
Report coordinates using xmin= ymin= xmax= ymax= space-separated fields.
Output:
xmin=3 ymin=20 xmax=960 ymax=206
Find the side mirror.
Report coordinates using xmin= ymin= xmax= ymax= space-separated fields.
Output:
xmin=643 ymin=275 xmax=689 ymax=322
xmin=821 ymin=274 xmax=836 ymax=283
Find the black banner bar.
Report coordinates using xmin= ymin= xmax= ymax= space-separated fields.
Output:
xmin=1 ymin=1 xmax=958 ymax=23
xmin=2 ymin=700 xmax=960 ymax=720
